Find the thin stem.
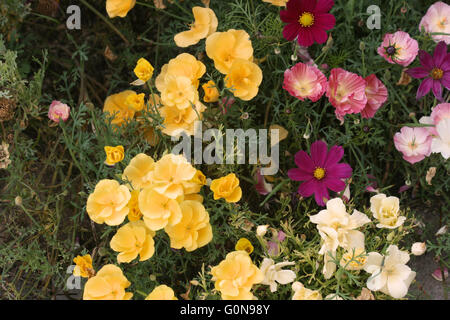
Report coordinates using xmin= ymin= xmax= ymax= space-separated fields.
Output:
xmin=135 ymin=1 xmax=192 ymax=22
xmin=79 ymin=0 xmax=129 ymax=44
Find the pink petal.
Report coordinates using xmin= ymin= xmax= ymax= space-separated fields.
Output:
xmin=419 ymin=50 xmax=434 ymax=69
xmin=288 ymin=168 xmax=313 ymax=181
xmin=298 ymin=178 xmax=317 ymax=198
xmin=294 ymin=150 xmax=315 ymax=172
xmin=324 ymin=145 xmax=344 ymax=167
xmin=313 ymin=182 xmax=329 ymax=207
xmin=324 ymin=177 xmax=346 ymax=193
xmin=442 ymin=73 xmax=450 ymax=89
xmin=314 ymin=13 xmax=336 ymax=30
xmin=432 ymin=80 xmax=443 ymax=102
xmin=310 ymin=140 xmax=328 ymax=167
xmin=416 ymin=78 xmax=433 ymax=100
xmin=327 ymin=163 xmax=353 ymax=179
xmin=315 ymin=0 xmax=334 ymax=13
xmin=433 ymin=41 xmax=448 ymax=67
xmin=283 ymin=23 xmax=301 ymax=41
xmin=312 ymin=28 xmax=329 ymax=44
xmin=299 ymin=0 xmax=316 ymax=12
xmin=406 ymin=67 xmax=429 ymax=79
xmin=431 ymin=267 xmax=448 ymax=282
xmin=297 ymin=29 xmax=315 ymax=47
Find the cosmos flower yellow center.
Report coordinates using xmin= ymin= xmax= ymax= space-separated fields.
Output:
xmin=299 ymin=12 xmax=315 ymax=27
xmin=313 ymin=167 xmax=325 ymax=180
xmin=431 ymin=68 xmax=444 ymax=80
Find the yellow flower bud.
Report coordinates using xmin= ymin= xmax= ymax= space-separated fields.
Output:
xmin=134 ymin=58 xmax=154 ymax=82
xmin=104 ymin=145 xmax=125 ymax=166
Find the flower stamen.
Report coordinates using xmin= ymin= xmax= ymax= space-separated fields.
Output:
xmin=299 ymin=12 xmax=315 ymax=27
xmin=431 ymin=68 xmax=444 ymax=80
xmin=313 ymin=167 xmax=326 ymax=180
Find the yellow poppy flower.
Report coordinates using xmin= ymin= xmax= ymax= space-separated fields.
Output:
xmin=106 ymin=0 xmax=136 ymax=18
xmin=110 ymin=220 xmax=156 ymax=263
xmin=159 ymin=101 xmax=206 ymax=137
xmin=156 ymin=53 xmax=206 ymax=91
xmin=205 ymin=29 xmax=254 ymax=74
xmin=134 ymin=58 xmax=154 ymax=82
xmin=145 ymin=285 xmax=178 ymax=300
xmin=225 ymin=59 xmax=263 ymax=101
xmin=73 ymin=254 xmax=94 ymax=278
xmin=103 ymin=90 xmax=136 ymax=127
xmin=210 ymin=173 xmax=242 ymax=203
xmin=262 ymin=0 xmax=289 ymax=6
xmin=125 ymin=92 xmax=146 ymax=112
xmin=104 ymin=145 xmax=125 ymax=166
xmin=202 ymin=80 xmax=220 ymax=103
xmin=160 ymin=75 xmax=199 ymax=110
xmin=235 ymin=238 xmax=254 ymax=254
xmin=86 ymin=179 xmax=131 ymax=226
xmin=165 ymin=200 xmax=213 ymax=252
xmin=127 ymin=190 xmax=143 ymax=222
xmin=211 ymin=251 xmax=263 ymax=300
xmin=83 ymin=264 xmax=133 ymax=300
xmin=139 ymin=186 xmax=182 ymax=231
xmin=122 ymin=153 xmax=155 ymax=190
xmin=174 ymin=7 xmax=218 ymax=48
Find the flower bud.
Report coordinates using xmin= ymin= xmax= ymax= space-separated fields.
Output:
xmin=256 ymin=225 xmax=269 ymax=237
xmin=411 ymin=242 xmax=426 ymax=256
xmin=14 ymin=196 xmax=22 ymax=206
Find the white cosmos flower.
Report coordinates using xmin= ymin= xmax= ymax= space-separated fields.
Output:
xmin=431 ymin=118 xmax=450 ymax=160
xmin=364 ymin=245 xmax=416 ymax=299
xmin=260 ymin=258 xmax=296 ymax=293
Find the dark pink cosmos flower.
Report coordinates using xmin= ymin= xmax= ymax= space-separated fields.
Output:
xmin=288 ymin=140 xmax=352 ymax=206
xmin=280 ymin=0 xmax=336 ymax=47
xmin=406 ymin=41 xmax=450 ymax=102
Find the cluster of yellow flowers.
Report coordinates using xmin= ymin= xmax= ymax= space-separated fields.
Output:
xmin=87 ymin=153 xmax=213 ymax=262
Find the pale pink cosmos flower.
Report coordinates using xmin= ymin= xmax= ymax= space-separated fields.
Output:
xmin=361 ymin=74 xmax=388 ymax=119
xmin=419 ymin=1 xmax=450 ymax=45
xmin=394 ymin=127 xmax=433 ymax=164
xmin=48 ymin=100 xmax=70 ymax=123
xmin=326 ymin=68 xmax=367 ymax=121
xmin=377 ymin=31 xmax=419 ymax=67
xmin=283 ymin=62 xmax=327 ymax=102
xmin=431 ymin=103 xmax=450 ymax=126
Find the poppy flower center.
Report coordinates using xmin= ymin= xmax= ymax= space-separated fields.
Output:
xmin=431 ymin=68 xmax=444 ymax=80
xmin=299 ymin=12 xmax=315 ymax=27
xmin=386 ymin=46 xmax=396 ymax=56
xmin=313 ymin=167 xmax=326 ymax=180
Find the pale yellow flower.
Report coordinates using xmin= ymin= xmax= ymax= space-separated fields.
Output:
xmin=210 ymin=173 xmax=242 ymax=203
xmin=104 ymin=145 xmax=125 ymax=166
xmin=165 ymin=200 xmax=213 ymax=251
xmin=145 ymin=285 xmax=178 ymax=300
xmin=340 ymin=248 xmax=368 ymax=271
xmin=73 ymin=254 xmax=94 ymax=278
xmin=110 ymin=220 xmax=156 ymax=263
xmin=184 ymin=169 xmax=207 ymax=195
xmin=260 ymin=258 xmax=296 ymax=293
xmin=160 ymin=75 xmax=199 ymax=110
xmin=156 ymin=53 xmax=206 ymax=91
xmin=139 ymin=186 xmax=182 ymax=231
xmin=364 ymin=245 xmax=416 ymax=299
xmin=211 ymin=250 xmax=264 ymax=300
xmin=127 ymin=190 xmax=143 ymax=222
xmin=134 ymin=58 xmax=154 ymax=82
xmin=262 ymin=0 xmax=289 ymax=6
xmin=83 ymin=264 xmax=132 ymax=300
xmin=225 ymin=59 xmax=263 ymax=101
xmin=103 ymin=90 xmax=136 ymax=127
xmin=370 ymin=193 xmax=406 ymax=229
xmin=106 ymin=0 xmax=136 ymax=18
xmin=202 ymin=80 xmax=220 ymax=103
xmin=174 ymin=7 xmax=218 ymax=48
xmin=291 ymin=281 xmax=322 ymax=300
xmin=86 ymin=179 xmax=131 ymax=226
xmin=159 ymin=101 xmax=206 ymax=137
xmin=148 ymin=154 xmax=197 ymax=199
xmin=206 ymin=29 xmax=254 ymax=74
xmin=122 ymin=153 xmax=155 ymax=190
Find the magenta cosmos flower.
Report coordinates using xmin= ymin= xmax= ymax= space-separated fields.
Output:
xmin=287 ymin=140 xmax=352 ymax=206
xmin=406 ymin=41 xmax=450 ymax=102
xmin=280 ymin=0 xmax=336 ymax=47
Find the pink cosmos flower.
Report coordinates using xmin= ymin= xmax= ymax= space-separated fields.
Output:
xmin=326 ymin=68 xmax=368 ymax=121
xmin=280 ymin=0 xmax=336 ymax=47
xmin=287 ymin=140 xmax=352 ymax=206
xmin=377 ymin=31 xmax=419 ymax=67
xmin=361 ymin=74 xmax=388 ymax=119
xmin=393 ymin=127 xmax=433 ymax=164
xmin=48 ymin=100 xmax=70 ymax=123
xmin=283 ymin=62 xmax=328 ymax=102
xmin=405 ymin=41 xmax=450 ymax=102
xmin=419 ymin=1 xmax=450 ymax=45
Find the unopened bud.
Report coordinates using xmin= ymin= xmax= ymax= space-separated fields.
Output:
xmin=411 ymin=242 xmax=426 ymax=256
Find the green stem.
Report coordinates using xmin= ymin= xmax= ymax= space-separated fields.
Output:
xmin=260 ymin=179 xmax=289 ymax=207
xmin=79 ymin=0 xmax=129 ymax=44
xmin=135 ymin=1 xmax=191 ymax=22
